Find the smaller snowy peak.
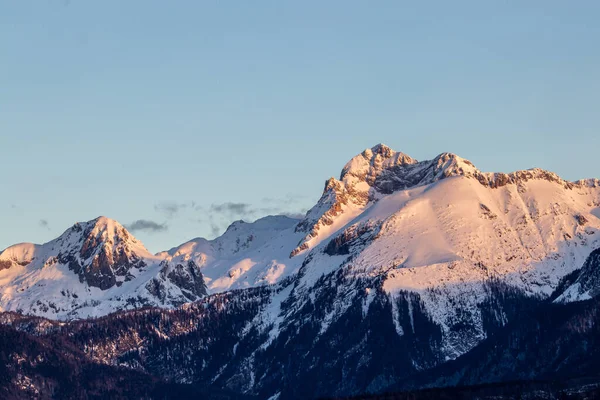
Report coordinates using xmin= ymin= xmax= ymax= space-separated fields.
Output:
xmin=0 ymin=216 xmax=214 ymax=318
xmin=214 ymin=215 xmax=300 ymax=255
xmin=159 ymin=214 xmax=304 ymax=293
xmin=0 ymin=216 xmax=143 ymax=272
xmin=72 ymin=216 xmax=148 ymax=253
xmin=53 ymin=216 xmax=153 ymax=290
xmin=0 ymin=216 xmax=154 ymax=291
xmin=218 ymin=215 xmax=300 ymax=246
xmin=223 ymin=215 xmax=299 ymax=235
xmin=166 ymin=214 xmax=300 ymax=264
xmin=53 ymin=216 xmax=152 ymax=262
xmin=198 ymin=216 xmax=300 ymax=261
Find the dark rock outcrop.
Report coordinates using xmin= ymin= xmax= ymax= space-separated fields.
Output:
xmin=166 ymin=260 xmax=208 ymax=299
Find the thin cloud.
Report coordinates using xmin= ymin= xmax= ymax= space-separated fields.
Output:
xmin=155 ymin=201 xmax=195 ymax=218
xmin=126 ymin=219 xmax=168 ymax=233
xmin=209 ymin=202 xmax=253 ymax=217
xmin=209 ymin=197 xmax=307 ymax=220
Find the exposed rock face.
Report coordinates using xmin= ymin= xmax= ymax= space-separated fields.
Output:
xmin=292 ymin=145 xmax=412 ymax=256
xmin=55 ymin=218 xmax=147 ymax=290
xmin=340 ymin=144 xmax=418 ymax=190
xmin=576 ymin=214 xmax=589 ymax=226
xmin=292 ymin=178 xmax=357 ymax=257
xmin=324 ymin=221 xmax=381 ymax=256
xmin=0 ymin=260 xmax=11 ymax=271
xmin=165 ymin=260 xmax=208 ymax=301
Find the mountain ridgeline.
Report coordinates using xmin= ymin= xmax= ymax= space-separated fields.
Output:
xmin=1 ymin=144 xmax=600 ymax=399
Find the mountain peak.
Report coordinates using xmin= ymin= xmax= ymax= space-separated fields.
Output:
xmin=65 ymin=216 xmax=140 ymax=255
xmin=91 ymin=215 xmax=118 ymax=226
xmin=341 ymin=144 xmax=417 ymax=185
xmin=42 ymin=216 xmax=152 ymax=290
xmin=369 ymin=143 xmax=394 ymax=157
xmin=85 ymin=216 xmax=125 ymax=233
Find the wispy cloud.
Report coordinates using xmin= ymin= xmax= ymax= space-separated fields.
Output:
xmin=209 ymin=202 xmax=253 ymax=217
xmin=206 ymin=202 xmax=306 ymax=222
xmin=155 ymin=201 xmax=196 ymax=218
xmin=126 ymin=219 xmax=168 ymax=233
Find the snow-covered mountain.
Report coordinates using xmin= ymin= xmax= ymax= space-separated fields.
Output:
xmin=0 ymin=217 xmax=207 ymax=318
xmin=2 ymin=144 xmax=600 ymax=321
xmin=2 ymin=144 xmax=600 ymax=398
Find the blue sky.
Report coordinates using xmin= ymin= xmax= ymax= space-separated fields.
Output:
xmin=1 ymin=1 xmax=599 ymax=252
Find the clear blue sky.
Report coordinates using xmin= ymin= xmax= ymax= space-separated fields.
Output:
xmin=1 ymin=1 xmax=599 ymax=253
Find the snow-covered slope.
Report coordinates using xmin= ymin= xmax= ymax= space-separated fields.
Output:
xmin=159 ymin=215 xmax=306 ymax=291
xmin=0 ymin=217 xmax=207 ymax=319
